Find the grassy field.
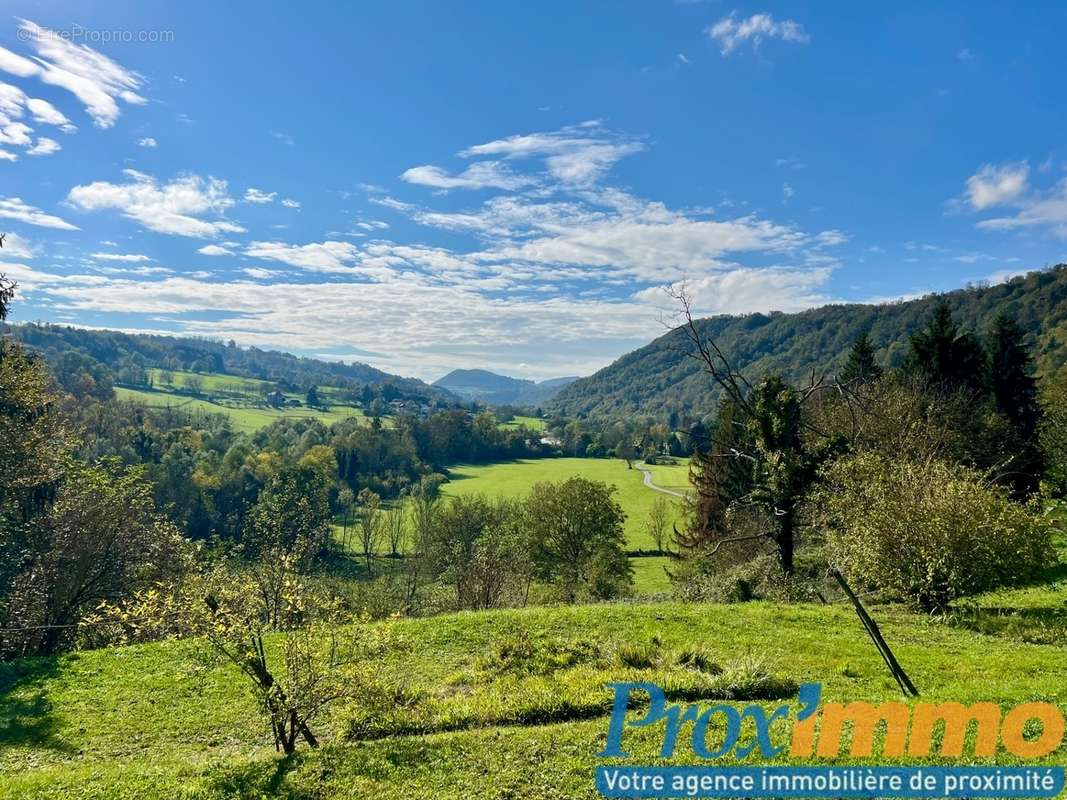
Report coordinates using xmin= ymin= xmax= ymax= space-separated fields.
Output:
xmin=643 ymin=459 xmax=692 ymax=495
xmin=146 ymin=368 xmax=276 ymax=397
xmin=115 ymin=386 xmax=370 ymax=434
xmin=441 ymin=458 xmax=686 ymax=593
xmin=442 ymin=458 xmax=685 ymax=551
xmin=500 ymin=415 xmax=547 ymax=432
xmin=3 ymin=593 xmax=1066 ymax=799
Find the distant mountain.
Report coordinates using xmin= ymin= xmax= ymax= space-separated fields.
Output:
xmin=2 ymin=322 xmax=450 ymax=401
xmin=434 ymin=368 xmax=579 ymax=406
xmin=547 ymin=266 xmax=1067 ymax=422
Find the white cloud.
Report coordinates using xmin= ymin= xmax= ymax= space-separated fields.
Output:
xmin=281 ymin=198 xmax=300 ymax=208
xmin=459 ymin=122 xmax=644 ymax=185
xmin=271 ymin=131 xmax=295 ymax=146
xmin=976 ymin=177 xmax=1067 ymax=238
xmin=0 ymin=19 xmax=146 ymax=128
xmin=677 ymin=53 xmax=691 ymax=65
xmin=25 ymin=97 xmax=73 ymax=130
xmin=245 ymin=240 xmax=363 ymax=273
xmin=707 ymin=11 xmax=810 ymax=56
xmin=0 ymin=196 xmax=79 ymax=229
xmin=138 ymin=137 xmax=157 ymax=148
xmin=0 ymin=121 xmax=32 ymax=146
xmin=26 ymin=136 xmax=59 ymax=156
xmin=197 ymin=244 xmax=233 ymax=256
xmin=782 ymin=183 xmax=794 ymax=202
xmin=355 ymin=220 xmax=390 ymax=231
xmin=957 ymin=48 xmax=975 ymax=62
xmin=244 ymin=187 xmax=276 ymax=204
xmin=401 ymin=161 xmax=533 ymax=191
xmin=636 ymin=267 xmax=833 ymax=314
xmin=243 ymin=267 xmax=283 ymax=279
xmin=94 ymin=265 xmax=172 ymax=276
xmin=964 ymin=161 xmax=1029 ymax=210
xmin=67 ymin=171 xmax=245 ymax=238
xmin=0 ymin=231 xmax=35 ymax=258
xmin=90 ymin=252 xmax=150 ymax=262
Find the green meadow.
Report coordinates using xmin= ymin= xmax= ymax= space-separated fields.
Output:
xmin=334 ymin=458 xmax=686 ymax=593
xmin=115 ymin=385 xmax=371 ymax=434
xmin=441 ymin=458 xmax=689 ymax=594
xmin=500 ymin=415 xmax=548 ymax=432
xmin=3 ymin=594 xmax=1066 ymax=800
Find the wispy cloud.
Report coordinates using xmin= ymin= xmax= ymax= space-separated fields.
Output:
xmin=90 ymin=252 xmax=151 ymax=262
xmin=0 ymin=196 xmax=78 ymax=229
xmin=964 ymin=161 xmax=1029 ymax=210
xmin=0 ymin=19 xmax=145 ymax=128
xmin=401 ymin=161 xmax=534 ymax=191
xmin=244 ymin=187 xmax=276 ymax=204
xmin=457 ymin=121 xmax=644 ymax=185
xmin=245 ymin=240 xmax=363 ymax=273
xmin=67 ymin=170 xmax=244 ymax=237
xmin=707 ymin=11 xmax=810 ymax=56
xmin=197 ymin=244 xmax=233 ymax=256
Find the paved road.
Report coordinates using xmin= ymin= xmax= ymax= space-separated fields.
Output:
xmin=635 ymin=463 xmax=686 ymax=498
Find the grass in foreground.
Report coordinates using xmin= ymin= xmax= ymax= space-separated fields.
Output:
xmin=2 ymin=598 xmax=1066 ymax=799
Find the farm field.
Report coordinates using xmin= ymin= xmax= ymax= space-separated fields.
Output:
xmin=442 ymin=458 xmax=686 ymax=593
xmin=500 ymin=415 xmax=547 ymax=432
xmin=442 ymin=458 xmax=686 ymax=550
xmin=3 ymin=596 xmax=1066 ymax=799
xmin=115 ymin=386 xmax=370 ymax=434
xmin=642 ymin=459 xmax=691 ymax=495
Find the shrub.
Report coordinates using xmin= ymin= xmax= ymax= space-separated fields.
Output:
xmin=670 ymin=550 xmax=827 ymax=604
xmin=815 ymin=453 xmax=1054 ymax=611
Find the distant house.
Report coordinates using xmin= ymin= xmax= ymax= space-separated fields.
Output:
xmin=266 ymin=390 xmax=285 ymax=408
xmin=389 ymin=399 xmax=429 ymax=417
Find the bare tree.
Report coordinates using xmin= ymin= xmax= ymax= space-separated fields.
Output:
xmin=357 ymin=488 xmax=383 ymax=573
xmin=337 ymin=487 xmax=355 ymax=553
xmin=668 ymin=286 xmax=844 ymax=575
xmin=645 ymin=495 xmax=672 ymax=554
xmin=385 ymin=495 xmax=407 ymax=558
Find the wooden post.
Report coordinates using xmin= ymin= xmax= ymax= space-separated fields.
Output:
xmin=831 ymin=568 xmax=919 ymax=697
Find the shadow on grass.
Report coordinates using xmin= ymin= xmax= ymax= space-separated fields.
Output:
xmin=206 ymin=753 xmax=315 ymax=800
xmin=0 ymin=656 xmax=74 ymax=754
xmin=947 ymin=605 xmax=1067 ymax=644
xmin=315 ymin=550 xmax=408 ymax=582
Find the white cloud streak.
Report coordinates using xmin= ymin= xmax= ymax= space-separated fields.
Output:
xmin=707 ymin=11 xmax=810 ymax=56
xmin=67 ymin=170 xmax=245 ymax=238
xmin=0 ymin=19 xmax=145 ymax=128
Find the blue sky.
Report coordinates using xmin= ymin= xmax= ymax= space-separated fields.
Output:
xmin=1 ymin=2 xmax=1066 ymax=381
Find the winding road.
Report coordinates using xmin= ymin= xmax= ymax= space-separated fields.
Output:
xmin=635 ymin=463 xmax=687 ymax=498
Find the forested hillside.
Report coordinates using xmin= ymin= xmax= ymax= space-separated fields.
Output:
xmin=549 ymin=266 xmax=1067 ymax=421
xmin=1 ymin=322 xmax=448 ymax=401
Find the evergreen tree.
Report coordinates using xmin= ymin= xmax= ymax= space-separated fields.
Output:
xmin=985 ymin=312 xmax=1043 ymax=495
xmin=906 ymin=300 xmax=985 ymax=393
xmin=985 ymin=312 xmax=1041 ymax=438
xmin=840 ymin=331 xmax=882 ymax=384
xmin=677 ymin=396 xmax=752 ymax=551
